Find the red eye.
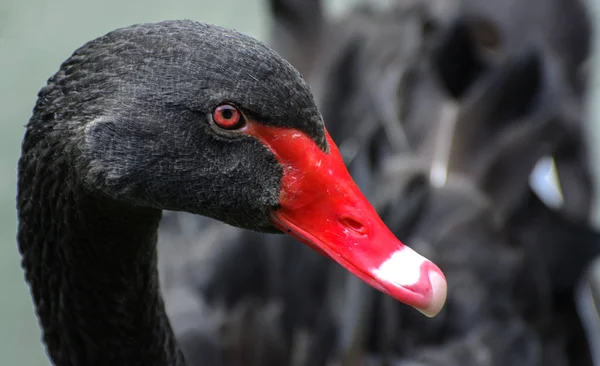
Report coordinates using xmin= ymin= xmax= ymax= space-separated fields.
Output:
xmin=212 ymin=104 xmax=245 ymax=130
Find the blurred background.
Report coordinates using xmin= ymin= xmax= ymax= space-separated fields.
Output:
xmin=2 ymin=0 xmax=600 ymax=365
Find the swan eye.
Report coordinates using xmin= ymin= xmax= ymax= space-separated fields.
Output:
xmin=212 ymin=104 xmax=245 ymax=130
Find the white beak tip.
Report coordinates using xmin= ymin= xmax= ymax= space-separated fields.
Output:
xmin=415 ymin=271 xmax=448 ymax=318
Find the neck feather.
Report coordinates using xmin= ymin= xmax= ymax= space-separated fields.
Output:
xmin=17 ymin=130 xmax=186 ymax=366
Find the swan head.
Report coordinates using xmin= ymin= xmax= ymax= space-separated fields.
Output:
xmin=24 ymin=20 xmax=447 ymax=317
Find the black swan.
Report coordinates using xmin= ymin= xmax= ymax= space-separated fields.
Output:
xmin=16 ymin=20 xmax=447 ymax=366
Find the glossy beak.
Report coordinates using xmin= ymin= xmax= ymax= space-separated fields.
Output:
xmin=247 ymin=124 xmax=447 ymax=317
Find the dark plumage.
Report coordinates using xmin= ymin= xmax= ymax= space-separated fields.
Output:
xmin=16 ymin=20 xmax=328 ymax=366
xmin=255 ymin=0 xmax=596 ymax=365
xmin=17 ymin=17 xmax=449 ymax=366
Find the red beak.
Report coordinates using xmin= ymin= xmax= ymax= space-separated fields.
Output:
xmin=245 ymin=122 xmax=447 ymax=317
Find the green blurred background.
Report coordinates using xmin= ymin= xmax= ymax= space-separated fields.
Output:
xmin=1 ymin=0 xmax=599 ymax=364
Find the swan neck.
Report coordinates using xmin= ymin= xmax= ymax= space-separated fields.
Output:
xmin=17 ymin=154 xmax=185 ymax=366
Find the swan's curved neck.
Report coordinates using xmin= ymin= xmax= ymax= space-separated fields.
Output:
xmin=17 ymin=146 xmax=185 ymax=366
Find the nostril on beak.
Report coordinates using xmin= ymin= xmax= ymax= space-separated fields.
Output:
xmin=340 ymin=216 xmax=367 ymax=235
